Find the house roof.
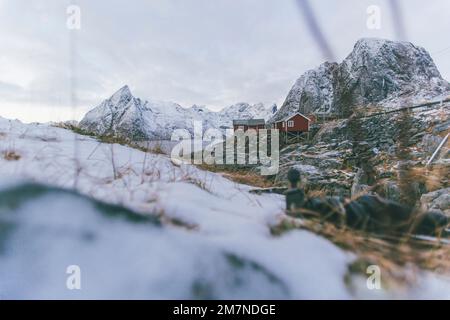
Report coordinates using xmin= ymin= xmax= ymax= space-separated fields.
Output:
xmin=232 ymin=119 xmax=265 ymax=126
xmin=275 ymin=112 xmax=311 ymax=123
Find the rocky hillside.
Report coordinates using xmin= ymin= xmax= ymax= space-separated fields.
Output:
xmin=273 ymin=38 xmax=449 ymax=214
xmin=272 ymin=38 xmax=449 ymax=121
xmin=2 ymin=116 xmax=449 ymax=298
xmin=79 ymin=85 xmax=274 ymax=141
xmin=278 ymin=103 xmax=449 ymax=205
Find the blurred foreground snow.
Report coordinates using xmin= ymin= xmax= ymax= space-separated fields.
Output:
xmin=0 ymin=117 xmax=449 ymax=299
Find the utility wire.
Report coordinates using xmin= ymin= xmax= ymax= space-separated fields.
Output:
xmin=388 ymin=0 xmax=408 ymax=41
xmin=295 ymin=0 xmax=336 ymax=62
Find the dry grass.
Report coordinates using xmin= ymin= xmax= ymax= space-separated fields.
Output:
xmin=155 ymin=209 xmax=198 ymax=231
xmin=63 ymin=124 xmax=154 ymax=155
xmin=271 ymin=216 xmax=450 ymax=287
xmin=412 ymin=165 xmax=448 ymax=193
xmin=148 ymin=143 xmax=165 ymax=155
xmin=306 ymin=188 xmax=328 ymax=198
xmin=197 ymin=163 xmax=277 ymax=188
xmin=2 ymin=150 xmax=21 ymax=161
xmin=223 ymin=172 xmax=275 ymax=188
xmin=182 ymin=176 xmax=211 ymax=192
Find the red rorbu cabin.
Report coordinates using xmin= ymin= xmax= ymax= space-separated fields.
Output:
xmin=272 ymin=112 xmax=311 ymax=133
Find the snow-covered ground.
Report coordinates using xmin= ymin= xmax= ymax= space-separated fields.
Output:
xmin=0 ymin=116 xmax=449 ymax=299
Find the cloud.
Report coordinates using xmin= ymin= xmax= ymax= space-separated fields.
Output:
xmin=0 ymin=0 xmax=449 ymax=122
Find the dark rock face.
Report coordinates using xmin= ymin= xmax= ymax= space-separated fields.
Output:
xmin=272 ymin=38 xmax=449 ymax=121
xmin=344 ymin=195 xmax=449 ymax=237
xmin=288 ymin=194 xmax=450 ymax=237
xmin=278 ymin=62 xmax=340 ymax=116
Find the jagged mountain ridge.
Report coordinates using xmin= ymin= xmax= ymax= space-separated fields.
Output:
xmin=79 ymin=38 xmax=449 ymax=139
xmin=272 ymin=38 xmax=450 ymax=122
xmin=79 ymin=86 xmax=274 ymax=140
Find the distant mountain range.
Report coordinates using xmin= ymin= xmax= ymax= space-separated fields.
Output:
xmin=79 ymin=38 xmax=449 ymax=140
xmin=79 ymin=85 xmax=275 ymax=140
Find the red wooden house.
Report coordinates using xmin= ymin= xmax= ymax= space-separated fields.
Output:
xmin=272 ymin=112 xmax=311 ymax=133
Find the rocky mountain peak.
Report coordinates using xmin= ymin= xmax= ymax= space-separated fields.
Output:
xmin=79 ymin=87 xmax=274 ymax=141
xmin=109 ymin=85 xmax=133 ymax=105
xmin=351 ymin=37 xmax=395 ymax=57
xmin=190 ymin=104 xmax=208 ymax=113
xmin=272 ymin=38 xmax=449 ymax=122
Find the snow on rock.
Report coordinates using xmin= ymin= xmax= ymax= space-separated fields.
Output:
xmin=272 ymin=38 xmax=450 ymax=121
xmin=79 ymin=86 xmax=275 ymax=141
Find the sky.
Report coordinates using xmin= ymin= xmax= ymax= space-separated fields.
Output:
xmin=0 ymin=0 xmax=449 ymax=123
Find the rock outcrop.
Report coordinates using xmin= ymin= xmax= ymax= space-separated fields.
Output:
xmin=277 ymin=103 xmax=449 ymax=200
xmin=272 ymin=38 xmax=449 ymax=121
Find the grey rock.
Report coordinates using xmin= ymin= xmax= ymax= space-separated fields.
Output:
xmin=272 ymin=38 xmax=449 ymax=121
xmin=351 ymin=168 xmax=371 ymax=197
xmin=420 ymin=134 xmax=442 ymax=154
xmin=433 ymin=120 xmax=450 ymax=134
xmin=421 ymin=188 xmax=450 ymax=214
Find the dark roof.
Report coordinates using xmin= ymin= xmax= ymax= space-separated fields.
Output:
xmin=232 ymin=119 xmax=265 ymax=126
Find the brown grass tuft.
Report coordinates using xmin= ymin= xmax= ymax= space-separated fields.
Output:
xmin=198 ymin=163 xmax=277 ymax=188
xmin=271 ymin=216 xmax=450 ymax=287
xmin=306 ymin=188 xmax=328 ymax=198
xmin=2 ymin=150 xmax=21 ymax=161
xmin=148 ymin=143 xmax=165 ymax=155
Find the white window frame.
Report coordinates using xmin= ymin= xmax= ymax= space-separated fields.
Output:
xmin=288 ymin=120 xmax=294 ymax=128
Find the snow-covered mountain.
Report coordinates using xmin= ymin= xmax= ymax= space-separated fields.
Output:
xmin=79 ymin=86 xmax=274 ymax=140
xmin=272 ymin=38 xmax=450 ymax=121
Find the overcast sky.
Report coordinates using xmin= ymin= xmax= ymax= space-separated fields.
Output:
xmin=0 ymin=0 xmax=449 ymax=122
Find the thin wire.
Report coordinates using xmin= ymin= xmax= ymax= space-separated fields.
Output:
xmin=431 ymin=46 xmax=450 ymax=56
xmin=295 ymin=0 xmax=336 ymax=62
xmin=388 ymin=0 xmax=408 ymax=41
xmin=68 ymin=1 xmax=81 ymax=189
